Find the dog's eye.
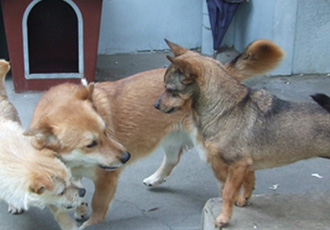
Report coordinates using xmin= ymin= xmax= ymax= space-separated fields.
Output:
xmin=86 ymin=140 xmax=97 ymax=148
xmin=166 ymin=88 xmax=179 ymax=97
xmin=169 ymin=90 xmax=179 ymax=97
xmin=58 ymin=189 xmax=65 ymax=196
xmin=166 ymin=88 xmax=173 ymax=93
xmin=172 ymin=92 xmax=179 ymax=97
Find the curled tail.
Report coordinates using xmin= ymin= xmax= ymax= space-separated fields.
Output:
xmin=225 ymin=39 xmax=285 ymax=81
xmin=0 ymin=59 xmax=21 ymax=124
xmin=311 ymin=94 xmax=330 ymax=160
xmin=0 ymin=59 xmax=11 ymax=97
xmin=311 ymin=93 xmax=330 ymax=113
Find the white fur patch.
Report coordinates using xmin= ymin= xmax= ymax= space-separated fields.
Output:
xmin=61 ymin=149 xmax=99 ymax=168
xmin=190 ymin=128 xmax=208 ymax=162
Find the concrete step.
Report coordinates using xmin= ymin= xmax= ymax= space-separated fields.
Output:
xmin=202 ymin=191 xmax=330 ymax=230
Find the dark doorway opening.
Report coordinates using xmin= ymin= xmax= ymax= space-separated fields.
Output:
xmin=0 ymin=2 xmax=9 ymax=60
xmin=28 ymin=0 xmax=78 ymax=74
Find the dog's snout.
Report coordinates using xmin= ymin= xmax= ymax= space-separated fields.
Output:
xmin=79 ymin=188 xmax=86 ymax=198
xmin=120 ymin=151 xmax=131 ymax=164
xmin=154 ymin=99 xmax=161 ymax=110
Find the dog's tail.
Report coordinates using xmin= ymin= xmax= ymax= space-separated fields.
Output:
xmin=311 ymin=93 xmax=330 ymax=113
xmin=0 ymin=60 xmax=21 ymax=124
xmin=225 ymin=39 xmax=285 ymax=81
xmin=311 ymin=93 xmax=330 ymax=160
xmin=0 ymin=59 xmax=11 ymax=97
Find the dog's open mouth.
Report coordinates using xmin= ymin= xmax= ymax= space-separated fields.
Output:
xmin=98 ymin=164 xmax=120 ymax=171
xmin=165 ymin=107 xmax=177 ymax=114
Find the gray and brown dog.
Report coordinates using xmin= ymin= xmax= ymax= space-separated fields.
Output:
xmin=156 ymin=40 xmax=330 ymax=227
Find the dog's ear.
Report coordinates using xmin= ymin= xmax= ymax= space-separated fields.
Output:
xmin=165 ymin=39 xmax=188 ymax=57
xmin=24 ymin=123 xmax=61 ymax=151
xmin=30 ymin=175 xmax=54 ymax=194
xmin=167 ymin=56 xmax=202 ymax=84
xmin=74 ymin=83 xmax=95 ymax=101
xmin=86 ymin=83 xmax=95 ymax=101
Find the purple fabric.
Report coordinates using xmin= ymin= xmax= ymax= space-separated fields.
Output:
xmin=206 ymin=0 xmax=241 ymax=50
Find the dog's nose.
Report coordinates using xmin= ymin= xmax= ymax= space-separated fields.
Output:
xmin=120 ymin=151 xmax=131 ymax=164
xmin=79 ymin=188 xmax=86 ymax=198
xmin=154 ymin=99 xmax=161 ymax=110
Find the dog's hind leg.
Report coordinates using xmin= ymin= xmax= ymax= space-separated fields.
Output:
xmin=236 ymin=170 xmax=255 ymax=207
xmin=215 ymin=159 xmax=252 ymax=227
xmin=143 ymin=131 xmax=193 ymax=187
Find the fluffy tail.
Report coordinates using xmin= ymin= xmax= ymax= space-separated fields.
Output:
xmin=311 ymin=93 xmax=330 ymax=113
xmin=0 ymin=59 xmax=11 ymax=97
xmin=0 ymin=60 xmax=21 ymax=124
xmin=225 ymin=39 xmax=285 ymax=81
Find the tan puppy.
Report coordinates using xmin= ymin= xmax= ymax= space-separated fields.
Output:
xmin=155 ymin=41 xmax=330 ymax=227
xmin=0 ymin=60 xmax=86 ymax=230
xmin=26 ymin=40 xmax=284 ymax=229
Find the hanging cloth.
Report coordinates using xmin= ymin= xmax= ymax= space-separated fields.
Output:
xmin=206 ymin=0 xmax=244 ymax=57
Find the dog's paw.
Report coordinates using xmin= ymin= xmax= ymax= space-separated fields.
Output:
xmin=235 ymin=196 xmax=250 ymax=207
xmin=215 ymin=213 xmax=230 ymax=228
xmin=74 ymin=202 xmax=89 ymax=221
xmin=8 ymin=204 xmax=24 ymax=215
xmin=143 ymin=175 xmax=166 ymax=187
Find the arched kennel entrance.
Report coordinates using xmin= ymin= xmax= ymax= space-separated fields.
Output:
xmin=23 ymin=0 xmax=84 ymax=79
xmin=2 ymin=0 xmax=102 ymax=92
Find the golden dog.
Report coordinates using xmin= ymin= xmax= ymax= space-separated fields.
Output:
xmin=155 ymin=41 xmax=330 ymax=227
xmin=25 ymin=40 xmax=283 ymax=228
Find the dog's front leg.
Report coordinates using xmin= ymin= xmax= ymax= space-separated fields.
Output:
xmin=236 ymin=170 xmax=255 ymax=207
xmin=208 ymin=153 xmax=229 ymax=197
xmin=79 ymin=170 xmax=121 ymax=229
xmin=49 ymin=205 xmax=78 ymax=230
xmin=7 ymin=203 xmax=24 ymax=215
xmin=215 ymin=159 xmax=251 ymax=227
xmin=209 ymin=154 xmax=228 ymax=184
xmin=74 ymin=202 xmax=88 ymax=221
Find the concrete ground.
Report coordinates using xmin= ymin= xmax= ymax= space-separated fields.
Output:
xmin=203 ymin=191 xmax=330 ymax=230
xmin=0 ymin=50 xmax=329 ymax=230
